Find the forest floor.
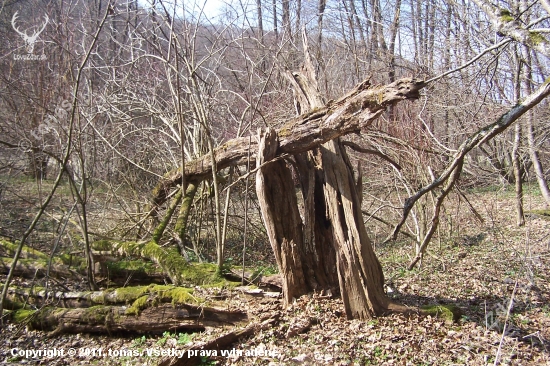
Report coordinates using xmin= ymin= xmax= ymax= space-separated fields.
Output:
xmin=0 ymin=180 xmax=549 ymax=365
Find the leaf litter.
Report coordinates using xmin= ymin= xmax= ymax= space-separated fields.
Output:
xmin=0 ymin=190 xmax=549 ymax=365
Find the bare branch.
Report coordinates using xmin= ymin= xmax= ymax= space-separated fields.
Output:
xmin=471 ymin=0 xmax=550 ymax=57
xmin=342 ymin=141 xmax=402 ymax=170
xmin=388 ymin=78 xmax=550 ymax=241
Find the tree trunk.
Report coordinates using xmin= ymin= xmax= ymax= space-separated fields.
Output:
xmin=521 ymin=45 xmax=550 ymax=207
xmin=256 ymin=41 xmax=397 ymax=318
xmin=282 ymin=0 xmax=291 ymax=38
xmin=15 ymin=303 xmax=247 ymax=334
xmin=320 ymin=139 xmax=392 ymax=318
xmin=255 ymin=128 xmax=309 ymax=304
xmin=174 ymin=181 xmax=199 ymax=248
xmin=27 ymin=152 xmax=49 ymax=180
xmin=152 ymin=188 xmax=183 ymax=243
xmin=256 ymin=0 xmax=264 ymax=42
xmin=526 ymin=111 xmax=550 ymax=207
xmin=512 ymin=123 xmax=525 ymax=226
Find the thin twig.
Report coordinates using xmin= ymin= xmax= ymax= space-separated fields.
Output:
xmin=426 ymin=39 xmax=512 ymax=84
xmin=494 ymin=282 xmax=518 ymax=366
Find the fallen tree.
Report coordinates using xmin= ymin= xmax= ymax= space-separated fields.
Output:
xmin=13 ymin=303 xmax=247 ymax=334
xmin=5 ymin=284 xmax=200 ymax=310
xmin=90 ymin=240 xmax=226 ymax=286
xmin=0 ymin=256 xmax=78 ymax=280
xmin=151 ymin=77 xmax=425 ymax=207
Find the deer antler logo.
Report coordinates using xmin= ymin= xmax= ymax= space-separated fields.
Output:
xmin=11 ymin=11 xmax=49 ymax=53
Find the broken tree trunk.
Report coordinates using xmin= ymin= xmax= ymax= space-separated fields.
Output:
xmin=319 ymin=139 xmax=394 ymax=318
xmin=256 ymin=36 xmax=412 ymax=318
xmin=149 ymin=70 xmax=424 ymax=319
xmin=255 ymin=128 xmax=309 ymax=304
xmin=151 ymin=77 xmax=425 ymax=207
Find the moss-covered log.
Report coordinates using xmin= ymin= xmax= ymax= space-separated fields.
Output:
xmin=0 ymin=239 xmax=49 ymax=260
xmin=6 ymin=284 xmax=201 ymax=310
xmin=174 ymin=181 xmax=198 ymax=243
xmin=152 ymin=188 xmax=183 ymax=243
xmin=92 ymin=240 xmax=224 ymax=286
xmin=0 ymin=239 xmax=86 ymax=279
xmin=12 ymin=303 xmax=247 ymax=334
xmin=0 ymin=257 xmax=78 ymax=279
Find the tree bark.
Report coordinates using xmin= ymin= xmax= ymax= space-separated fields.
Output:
xmin=174 ymin=181 xmax=199 ymax=248
xmin=16 ymin=304 xmax=247 ymax=334
xmin=512 ymin=123 xmax=525 ymax=226
xmin=294 ymin=152 xmax=339 ymax=293
xmin=526 ymin=111 xmax=550 ymax=207
xmin=256 ymin=0 xmax=264 ymax=42
xmin=255 ymin=128 xmax=308 ymax=304
xmin=521 ymin=45 xmax=550 ymax=207
xmin=320 ymin=139 xmax=392 ymax=319
xmin=152 ymin=188 xmax=183 ymax=243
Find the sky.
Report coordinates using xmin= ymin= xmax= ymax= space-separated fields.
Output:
xmin=136 ymin=0 xmax=234 ymax=21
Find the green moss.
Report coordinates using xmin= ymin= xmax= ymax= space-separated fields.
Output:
xmin=149 ymin=285 xmax=200 ymax=305
xmin=182 ymin=262 xmax=221 ymax=285
xmin=94 ymin=240 xmax=224 ymax=286
xmin=125 ymin=295 xmax=149 ymax=316
xmin=499 ymin=9 xmax=514 ymax=22
xmin=103 ymin=284 xmax=202 ymax=309
xmin=0 ymin=240 xmax=49 ymax=260
xmin=529 ymin=31 xmax=547 ymax=45
xmin=12 ymin=309 xmax=37 ymax=323
xmin=108 ymin=286 xmax=149 ymax=303
xmin=92 ymin=240 xmax=113 ymax=251
xmin=82 ymin=305 xmax=112 ymax=323
xmin=111 ymin=241 xmax=140 ymax=256
xmin=107 ymin=260 xmax=156 ymax=275
xmin=116 ymin=285 xmax=203 ymax=314
xmin=421 ymin=304 xmax=462 ymax=323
